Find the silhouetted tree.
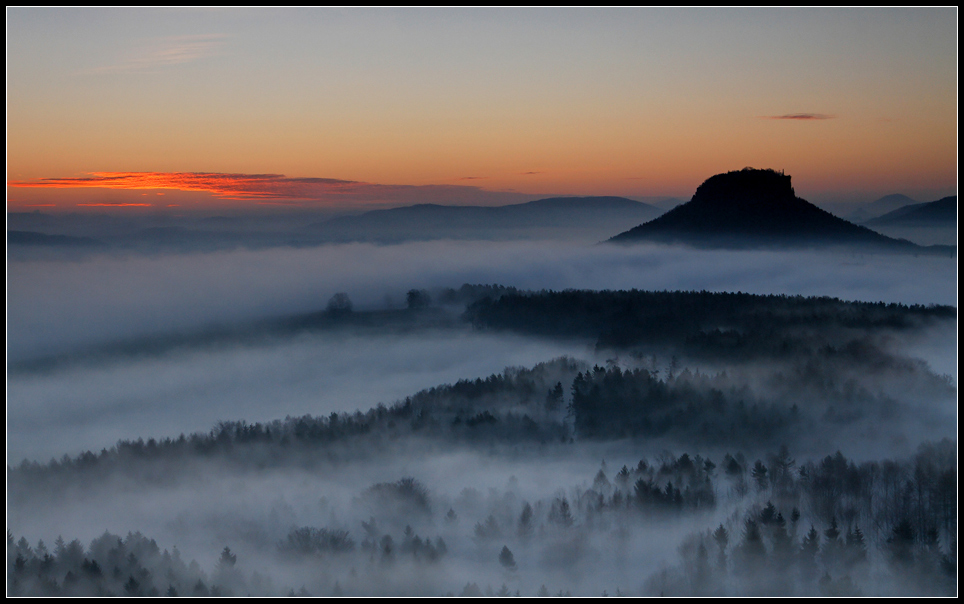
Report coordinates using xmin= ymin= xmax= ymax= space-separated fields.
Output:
xmin=549 ymin=497 xmax=574 ymax=527
xmin=800 ymin=525 xmax=821 ymax=582
xmin=843 ymin=525 xmax=867 ymax=570
xmin=326 ymin=292 xmax=353 ymax=315
xmin=475 ymin=515 xmax=501 ymax=540
xmin=886 ymin=518 xmax=915 ymax=567
xmin=760 ymin=501 xmax=776 ymax=525
xmin=217 ymin=546 xmax=236 ymax=569
xmin=593 ymin=469 xmax=611 ymax=493
xmin=751 ymin=460 xmax=769 ymax=492
xmin=499 ymin=546 xmax=516 ymax=570
xmin=821 ymin=517 xmax=843 ymax=568
xmin=124 ymin=575 xmax=140 ymax=596
xmin=738 ymin=518 xmax=766 ymax=564
xmin=406 ymin=289 xmax=431 ymax=310
xmin=712 ymin=524 xmax=729 ymax=571
xmin=546 ymin=382 xmax=564 ymax=412
xmin=518 ymin=503 xmax=534 ymax=539
xmin=770 ymin=512 xmax=793 ymax=572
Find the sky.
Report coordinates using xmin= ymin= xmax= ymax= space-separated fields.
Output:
xmin=6 ymin=7 xmax=958 ymax=213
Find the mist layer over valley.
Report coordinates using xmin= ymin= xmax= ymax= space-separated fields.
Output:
xmin=7 ymin=238 xmax=957 ymax=597
xmin=8 ymin=329 xmax=592 ymax=462
xmin=8 ymin=239 xmax=956 ymax=360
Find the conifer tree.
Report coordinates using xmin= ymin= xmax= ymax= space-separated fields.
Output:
xmin=799 ymin=525 xmax=821 ymax=583
xmin=712 ymin=524 xmax=729 ymax=571
xmin=499 ymin=545 xmax=516 ymax=569
xmin=844 ymin=525 xmax=867 ymax=568
xmin=518 ymin=502 xmax=534 ymax=539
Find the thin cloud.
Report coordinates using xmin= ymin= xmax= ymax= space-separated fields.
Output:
xmin=520 ymin=171 xmax=542 ymax=175
xmin=760 ymin=113 xmax=836 ymax=120
xmin=83 ymin=34 xmax=226 ymax=75
xmin=457 ymin=176 xmax=489 ymax=181
xmin=9 ymin=172 xmax=307 ymax=200
xmin=8 ymin=171 xmax=539 ymax=207
xmin=76 ymin=203 xmax=152 ymax=207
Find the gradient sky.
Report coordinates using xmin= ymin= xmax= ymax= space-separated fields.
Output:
xmin=6 ymin=7 xmax=958 ymax=212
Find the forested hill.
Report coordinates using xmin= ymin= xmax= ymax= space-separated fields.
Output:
xmin=12 ymin=288 xmax=955 ymax=481
xmin=464 ymin=288 xmax=956 ymax=355
xmin=9 ymin=440 xmax=956 ymax=597
xmin=608 ymin=168 xmax=953 ymax=254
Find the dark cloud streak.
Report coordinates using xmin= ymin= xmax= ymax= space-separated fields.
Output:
xmin=761 ymin=113 xmax=836 ymax=120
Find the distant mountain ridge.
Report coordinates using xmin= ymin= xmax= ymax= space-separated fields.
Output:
xmin=845 ymin=194 xmax=918 ymax=222
xmin=307 ymin=196 xmax=663 ymax=242
xmin=6 ymin=197 xmax=665 ymax=255
xmin=865 ymin=196 xmax=957 ymax=227
xmin=8 ymin=230 xmax=105 ymax=247
xmin=608 ymin=168 xmax=953 ymax=255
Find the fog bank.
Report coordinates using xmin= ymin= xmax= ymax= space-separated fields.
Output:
xmin=8 ymin=240 xmax=956 ymax=360
xmin=7 ymin=330 xmax=592 ymax=462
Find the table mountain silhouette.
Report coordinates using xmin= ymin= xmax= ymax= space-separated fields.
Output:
xmin=609 ymin=168 xmax=948 ymax=253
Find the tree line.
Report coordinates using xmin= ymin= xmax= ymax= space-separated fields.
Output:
xmin=9 ymin=441 xmax=955 ymax=596
xmin=463 ymin=288 xmax=955 ymax=358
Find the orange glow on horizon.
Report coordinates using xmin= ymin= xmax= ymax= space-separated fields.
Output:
xmin=76 ymin=203 xmax=153 ymax=207
xmin=7 ymin=172 xmax=355 ymax=201
xmin=7 ymin=171 xmax=550 ymax=211
xmin=8 ymin=162 xmax=956 ymax=214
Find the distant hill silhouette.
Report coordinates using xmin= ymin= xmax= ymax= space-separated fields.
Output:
xmin=7 ymin=211 xmax=59 ymax=231
xmin=846 ymin=193 xmax=918 ymax=222
xmin=8 ymin=230 xmax=105 ymax=247
xmin=608 ymin=168 xmax=953 ymax=255
xmin=307 ymin=196 xmax=663 ymax=242
xmin=640 ymin=196 xmax=686 ymax=211
xmin=865 ymin=196 xmax=957 ymax=227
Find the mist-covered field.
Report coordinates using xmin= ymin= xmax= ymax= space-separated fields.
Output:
xmin=7 ymin=239 xmax=958 ymax=596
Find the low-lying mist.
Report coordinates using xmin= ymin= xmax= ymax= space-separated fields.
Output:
xmin=8 ymin=240 xmax=956 ymax=360
xmin=7 ymin=443 xmax=724 ymax=596
xmin=7 ymin=238 xmax=956 ymax=597
xmin=7 ymin=329 xmax=593 ymax=462
xmin=9 ymin=435 xmax=955 ymax=596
